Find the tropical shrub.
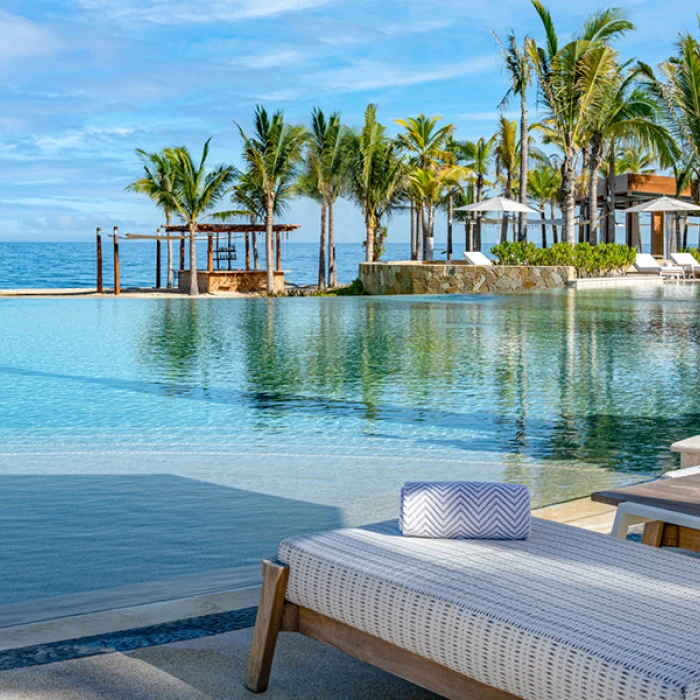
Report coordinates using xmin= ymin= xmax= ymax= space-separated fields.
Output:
xmin=490 ymin=241 xmax=637 ymax=277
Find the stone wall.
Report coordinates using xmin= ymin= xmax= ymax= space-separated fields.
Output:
xmin=359 ymin=262 xmax=576 ymax=295
xmin=178 ymin=270 xmax=285 ymax=294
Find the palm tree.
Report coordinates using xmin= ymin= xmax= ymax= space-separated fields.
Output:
xmin=304 ymin=108 xmax=350 ymax=290
xmin=126 ymin=149 xmax=177 ymax=288
xmin=456 ymin=136 xmax=495 ymax=251
xmin=236 ymin=106 xmax=308 ymax=293
xmin=582 ymin=62 xmax=677 ymax=245
xmin=161 ymin=140 xmax=236 ymax=296
xmin=638 ymin=28 xmax=700 ymax=168
xmin=528 ymin=1 xmax=634 ymax=243
xmin=495 ymin=31 xmax=533 ymax=241
xmin=347 ymin=104 xmax=406 ymax=262
xmin=395 ymin=114 xmax=455 ymax=260
xmin=494 ymin=117 xmax=519 ymax=243
xmin=528 ymin=164 xmax=561 ymax=247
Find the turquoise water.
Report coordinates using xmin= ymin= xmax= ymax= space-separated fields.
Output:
xmin=1 ymin=287 xmax=699 ymax=604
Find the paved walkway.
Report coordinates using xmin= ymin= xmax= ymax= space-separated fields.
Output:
xmin=0 ymin=627 xmax=437 ymax=699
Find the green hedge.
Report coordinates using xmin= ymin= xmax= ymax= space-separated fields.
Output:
xmin=490 ymin=242 xmax=637 ymax=278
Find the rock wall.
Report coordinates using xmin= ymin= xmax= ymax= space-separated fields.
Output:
xmin=359 ymin=262 xmax=577 ymax=295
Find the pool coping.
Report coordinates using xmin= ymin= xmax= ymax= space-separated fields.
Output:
xmin=0 ymin=565 xmax=261 ymax=652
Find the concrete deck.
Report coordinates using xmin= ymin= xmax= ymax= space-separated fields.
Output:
xmin=0 ymin=627 xmax=439 ymax=699
xmin=0 ymin=495 xmax=620 ymax=698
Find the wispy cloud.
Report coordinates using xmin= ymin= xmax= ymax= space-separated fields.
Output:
xmin=0 ymin=12 xmax=63 ymax=67
xmin=309 ymin=56 xmax=498 ymax=93
xmin=75 ymin=0 xmax=333 ymax=24
xmin=459 ymin=110 xmax=519 ymax=121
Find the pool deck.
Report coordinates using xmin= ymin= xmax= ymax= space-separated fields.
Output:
xmin=0 ymin=495 xmax=618 ymax=698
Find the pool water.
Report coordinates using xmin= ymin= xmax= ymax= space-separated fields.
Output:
xmin=1 ymin=286 xmax=699 ymax=604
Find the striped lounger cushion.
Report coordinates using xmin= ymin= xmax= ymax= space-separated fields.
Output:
xmin=400 ymin=481 xmax=531 ymax=539
xmin=278 ymin=518 xmax=700 ymax=700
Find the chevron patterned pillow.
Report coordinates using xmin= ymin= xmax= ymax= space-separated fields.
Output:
xmin=399 ymin=481 xmax=531 ymax=540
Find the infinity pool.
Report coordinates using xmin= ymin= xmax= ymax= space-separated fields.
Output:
xmin=1 ymin=287 xmax=699 ymax=604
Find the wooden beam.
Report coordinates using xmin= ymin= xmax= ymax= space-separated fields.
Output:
xmin=113 ymin=226 xmax=120 ymax=296
xmin=245 ymin=233 xmax=251 ymax=271
xmin=294 ymin=606 xmax=519 ymax=700
xmin=651 ymin=212 xmax=664 ymax=257
xmin=96 ymin=228 xmax=103 ymax=294
xmin=207 ymin=235 xmax=214 ymax=273
xmin=642 ymin=521 xmax=665 ymax=547
xmin=165 ymin=223 xmax=300 ymax=234
xmin=156 ymin=229 xmax=162 ymax=289
xmin=180 ymin=238 xmax=186 ymax=271
xmin=245 ymin=560 xmax=290 ymax=693
xmin=276 ymin=230 xmax=281 ymax=272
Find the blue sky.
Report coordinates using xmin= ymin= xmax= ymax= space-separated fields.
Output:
xmin=1 ymin=0 xmax=697 ymax=243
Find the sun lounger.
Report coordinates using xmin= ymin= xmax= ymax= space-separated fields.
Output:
xmin=463 ymin=251 xmax=493 ymax=266
xmin=634 ymin=253 xmax=684 ymax=278
xmin=247 ymin=518 xmax=700 ymax=700
xmin=671 ymin=252 xmax=700 ymax=278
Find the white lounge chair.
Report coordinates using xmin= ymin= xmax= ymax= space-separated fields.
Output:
xmin=671 ymin=252 xmax=700 ymax=279
xmin=463 ymin=251 xmax=493 ymax=266
xmin=634 ymin=253 xmax=684 ymax=278
xmin=246 ymin=518 xmax=700 ymax=699
xmin=611 ymin=500 xmax=700 ymax=540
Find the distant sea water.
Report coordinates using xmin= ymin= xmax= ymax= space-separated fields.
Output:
xmin=0 ymin=240 xmax=508 ymax=290
xmin=0 ymin=241 xmax=418 ymax=290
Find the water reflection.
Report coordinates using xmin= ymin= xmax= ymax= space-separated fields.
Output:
xmin=132 ymin=287 xmax=700 ymax=475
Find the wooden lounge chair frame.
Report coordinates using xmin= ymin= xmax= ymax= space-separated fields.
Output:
xmin=245 ymin=559 xmax=517 ymax=700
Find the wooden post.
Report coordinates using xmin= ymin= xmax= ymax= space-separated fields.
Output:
xmin=179 ymin=238 xmax=186 ymax=270
xmin=245 ymin=233 xmax=251 ymax=270
xmin=245 ymin=560 xmax=290 ymax=693
xmin=275 ymin=230 xmax=281 ymax=272
xmin=96 ymin=227 xmax=103 ymax=294
xmin=207 ymin=234 xmax=214 ymax=273
xmin=113 ymin=227 xmax=120 ymax=296
xmin=156 ymin=228 xmax=162 ymax=289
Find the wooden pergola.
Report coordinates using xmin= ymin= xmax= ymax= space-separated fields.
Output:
xmin=587 ymin=174 xmax=694 ymax=254
xmin=96 ymin=223 xmax=300 ymax=295
xmin=164 ymin=223 xmax=301 ymax=274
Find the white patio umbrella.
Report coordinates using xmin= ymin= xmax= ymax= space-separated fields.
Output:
xmin=455 ymin=197 xmax=542 ymax=253
xmin=624 ymin=196 xmax=699 ymax=214
xmin=455 ymin=196 xmax=541 ymax=215
xmin=625 ymin=197 xmax=700 ymax=259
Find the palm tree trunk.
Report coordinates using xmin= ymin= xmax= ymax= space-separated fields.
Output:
xmin=551 ymin=203 xmax=558 ymax=244
xmin=541 ymin=204 xmax=547 ymax=249
xmin=165 ymin=212 xmax=173 ymax=289
xmin=426 ymin=203 xmax=435 ymax=260
xmin=318 ymin=201 xmax=327 ymax=291
xmin=416 ymin=206 xmax=423 ymax=261
xmin=447 ymin=193 xmax=453 ymax=261
xmin=410 ymin=201 xmax=417 ymax=260
xmin=251 ymin=216 xmax=260 ymax=269
xmin=604 ymin=142 xmax=615 ymax=244
xmin=328 ymin=200 xmax=337 ymax=287
xmin=365 ymin=216 xmax=375 ymax=263
xmin=562 ymin=146 xmax=576 ymax=244
xmin=500 ymin=213 xmax=509 ymax=244
xmin=420 ymin=203 xmax=428 ymax=260
xmin=188 ymin=222 xmax=199 ymax=296
xmin=266 ymin=198 xmax=275 ymax=293
xmin=588 ymin=140 xmax=602 ymax=246
xmin=519 ymin=92 xmax=528 ymax=242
